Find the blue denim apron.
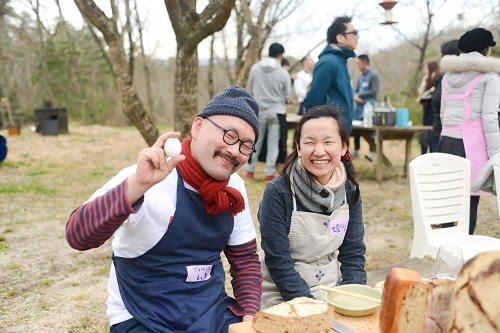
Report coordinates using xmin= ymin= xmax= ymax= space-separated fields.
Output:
xmin=112 ymin=174 xmax=239 ymax=332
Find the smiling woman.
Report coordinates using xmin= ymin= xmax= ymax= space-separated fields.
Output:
xmin=257 ymin=105 xmax=367 ymax=310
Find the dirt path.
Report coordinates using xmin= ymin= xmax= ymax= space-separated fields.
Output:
xmin=1 ymin=126 xmax=498 ymax=332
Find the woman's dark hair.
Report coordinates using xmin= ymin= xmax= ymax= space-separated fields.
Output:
xmin=424 ymin=61 xmax=439 ymax=90
xmin=478 ymin=47 xmax=490 ymax=56
xmin=282 ymin=105 xmax=360 ymax=205
xmin=281 ymin=57 xmax=290 ymax=67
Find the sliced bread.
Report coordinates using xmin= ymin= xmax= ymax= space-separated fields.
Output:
xmin=253 ymin=297 xmax=334 ymax=333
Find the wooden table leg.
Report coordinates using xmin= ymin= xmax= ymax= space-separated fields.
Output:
xmin=376 ymin=130 xmax=383 ymax=181
xmin=404 ymin=137 xmax=412 ymax=178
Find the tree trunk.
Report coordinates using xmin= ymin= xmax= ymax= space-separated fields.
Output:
xmin=74 ymin=0 xmax=158 ymax=146
xmin=165 ymin=0 xmax=235 ymax=137
xmin=207 ymin=34 xmax=215 ymax=99
xmin=108 ymin=37 xmax=158 ymax=145
xmin=134 ymin=0 xmax=155 ymax=118
xmin=235 ymin=36 xmax=260 ymax=86
xmin=174 ymin=47 xmax=198 ymax=137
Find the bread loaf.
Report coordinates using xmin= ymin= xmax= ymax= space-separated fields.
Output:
xmin=448 ymin=251 xmax=500 ymax=333
xmin=379 ymin=268 xmax=422 ymax=333
xmin=252 ymin=297 xmax=334 ymax=333
xmin=379 ymin=267 xmax=456 ymax=333
xmin=397 ymin=281 xmax=430 ymax=332
xmin=424 ymin=279 xmax=454 ymax=333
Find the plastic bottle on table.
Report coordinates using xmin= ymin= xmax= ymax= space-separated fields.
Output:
xmin=363 ymin=103 xmax=374 ymax=127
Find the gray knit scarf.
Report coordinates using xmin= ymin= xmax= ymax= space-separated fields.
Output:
xmin=291 ymin=160 xmax=347 ymax=214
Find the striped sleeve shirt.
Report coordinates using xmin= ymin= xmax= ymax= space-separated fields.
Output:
xmin=225 ymin=239 xmax=263 ymax=316
xmin=65 ymin=179 xmax=142 ymax=251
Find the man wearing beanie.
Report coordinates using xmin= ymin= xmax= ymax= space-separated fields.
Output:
xmin=65 ymin=86 xmax=263 ymax=332
xmin=438 ymin=27 xmax=500 ymax=235
xmin=246 ymin=42 xmax=291 ymax=182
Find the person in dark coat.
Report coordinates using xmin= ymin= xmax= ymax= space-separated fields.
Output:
xmin=430 ymin=39 xmax=460 ymax=152
xmin=417 ymin=61 xmax=440 ymax=154
xmin=0 ymin=135 xmax=7 ymax=163
xmin=303 ymin=16 xmax=359 ymax=133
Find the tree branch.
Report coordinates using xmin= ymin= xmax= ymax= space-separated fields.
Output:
xmin=165 ymin=0 xmax=235 ymax=54
xmin=391 ymin=25 xmax=423 ymax=50
xmin=193 ymin=0 xmax=235 ymax=45
xmin=74 ymin=0 xmax=118 ymax=44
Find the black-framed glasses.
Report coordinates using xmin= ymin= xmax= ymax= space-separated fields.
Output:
xmin=343 ymin=30 xmax=359 ymax=36
xmin=204 ymin=117 xmax=256 ymax=156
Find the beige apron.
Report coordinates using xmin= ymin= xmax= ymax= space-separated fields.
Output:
xmin=260 ymin=176 xmax=349 ymax=309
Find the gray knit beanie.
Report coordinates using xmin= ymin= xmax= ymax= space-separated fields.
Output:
xmin=198 ymin=85 xmax=260 ymax=140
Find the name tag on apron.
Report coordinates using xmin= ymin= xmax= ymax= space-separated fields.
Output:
xmin=186 ymin=265 xmax=212 ymax=282
xmin=328 ymin=217 xmax=349 ymax=236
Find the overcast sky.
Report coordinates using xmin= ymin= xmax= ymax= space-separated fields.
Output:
xmin=13 ymin=0 xmax=498 ymax=60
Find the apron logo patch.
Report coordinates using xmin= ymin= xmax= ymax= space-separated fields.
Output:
xmin=328 ymin=217 xmax=349 ymax=235
xmin=186 ymin=265 xmax=213 ymax=282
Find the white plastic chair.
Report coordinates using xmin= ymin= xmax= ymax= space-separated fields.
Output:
xmin=494 ymin=165 xmax=500 ymax=218
xmin=409 ymin=153 xmax=500 ymax=261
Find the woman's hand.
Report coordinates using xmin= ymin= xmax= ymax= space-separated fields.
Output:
xmin=242 ymin=315 xmax=254 ymax=322
xmin=126 ymin=132 xmax=185 ymax=204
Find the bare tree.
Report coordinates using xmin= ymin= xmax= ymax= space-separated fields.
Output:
xmin=124 ymin=0 xmax=134 ymax=79
xmin=390 ymin=0 xmax=451 ymax=93
xmin=202 ymin=0 xmax=303 ymax=94
xmin=164 ymin=0 xmax=235 ymax=137
xmin=207 ymin=34 xmax=216 ymax=99
xmin=27 ymin=0 xmax=55 ymax=102
xmin=74 ymin=0 xmax=158 ymax=145
xmin=133 ymin=0 xmax=154 ymax=118
xmin=233 ymin=0 xmax=302 ymax=86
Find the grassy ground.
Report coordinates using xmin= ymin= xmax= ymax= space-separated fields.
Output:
xmin=1 ymin=125 xmax=498 ymax=332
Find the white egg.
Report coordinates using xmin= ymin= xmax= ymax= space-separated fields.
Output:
xmin=164 ymin=138 xmax=182 ymax=157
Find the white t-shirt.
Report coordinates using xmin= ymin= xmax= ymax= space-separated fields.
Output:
xmin=294 ymin=69 xmax=312 ymax=102
xmin=86 ymin=166 xmax=256 ymax=325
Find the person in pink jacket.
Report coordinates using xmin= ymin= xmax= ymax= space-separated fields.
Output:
xmin=438 ymin=28 xmax=500 ymax=234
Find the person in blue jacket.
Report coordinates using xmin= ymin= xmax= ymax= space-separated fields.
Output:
xmin=303 ymin=16 xmax=359 ymax=133
xmin=0 ymin=135 xmax=7 ymax=163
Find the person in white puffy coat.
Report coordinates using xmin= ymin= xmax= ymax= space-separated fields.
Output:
xmin=438 ymin=27 xmax=500 ymax=234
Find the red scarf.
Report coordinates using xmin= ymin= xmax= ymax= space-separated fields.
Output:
xmin=176 ymin=138 xmax=245 ymax=216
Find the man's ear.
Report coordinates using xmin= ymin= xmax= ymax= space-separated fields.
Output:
xmin=191 ymin=117 xmax=203 ymax=140
xmin=336 ymin=34 xmax=345 ymax=46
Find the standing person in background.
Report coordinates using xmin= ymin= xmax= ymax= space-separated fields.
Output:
xmin=294 ymin=55 xmax=315 ymax=115
xmin=303 ymin=16 xmax=359 ymax=133
xmin=281 ymin=57 xmax=295 ymax=86
xmin=438 ymin=28 xmax=500 ymax=234
xmin=65 ymin=86 xmax=263 ymax=333
xmin=430 ymin=40 xmax=461 ymax=152
xmin=353 ymin=54 xmax=380 ymax=161
xmin=246 ymin=43 xmax=291 ymax=182
xmin=417 ymin=61 xmax=440 ymax=154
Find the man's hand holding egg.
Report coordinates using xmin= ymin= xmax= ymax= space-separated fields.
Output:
xmin=127 ymin=133 xmax=185 ymax=203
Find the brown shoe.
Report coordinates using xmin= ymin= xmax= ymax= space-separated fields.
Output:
xmin=245 ymin=171 xmax=254 ymax=179
xmin=264 ymin=175 xmax=275 ymax=182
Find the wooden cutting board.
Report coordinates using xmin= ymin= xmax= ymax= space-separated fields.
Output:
xmin=229 ymin=310 xmax=380 ymax=333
